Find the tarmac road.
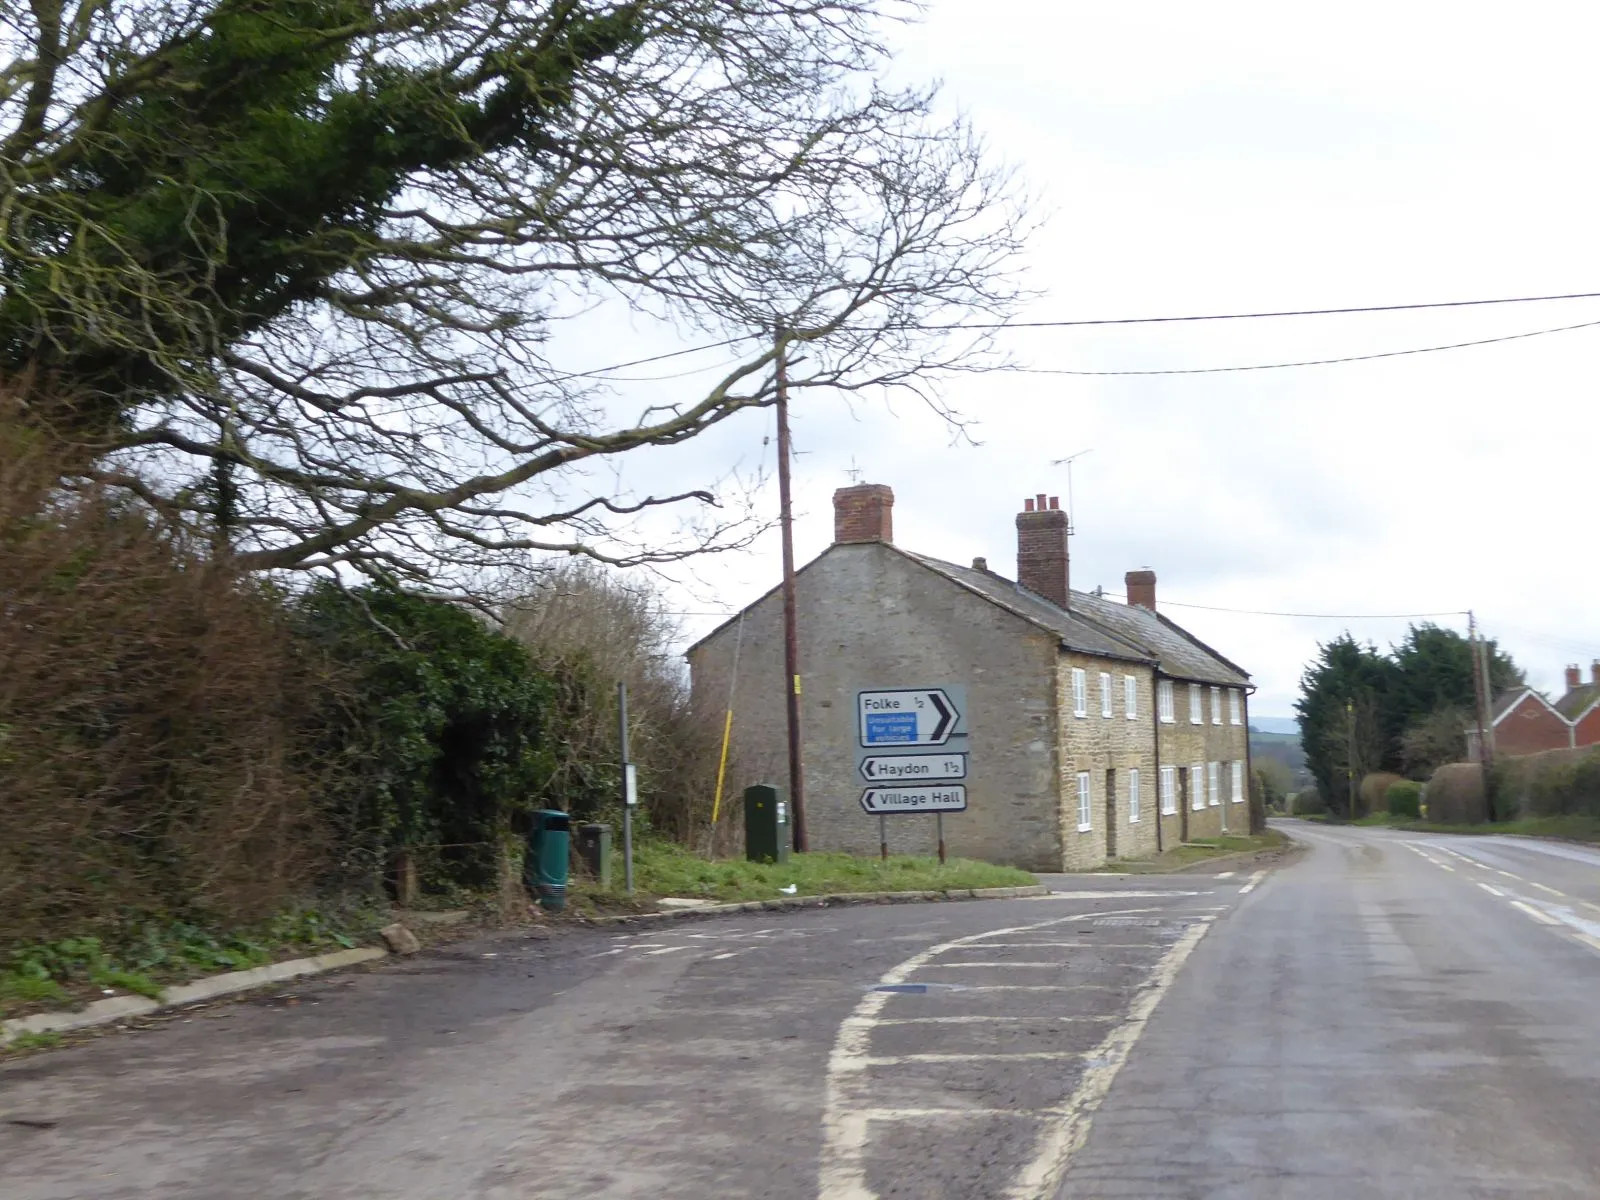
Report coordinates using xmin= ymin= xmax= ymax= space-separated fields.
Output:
xmin=1058 ymin=820 xmax=1600 ymax=1199
xmin=0 ymin=873 xmax=1243 ymax=1200
xmin=7 ymin=823 xmax=1600 ymax=1198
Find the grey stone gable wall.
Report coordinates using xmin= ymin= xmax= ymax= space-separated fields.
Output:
xmin=688 ymin=541 xmax=1069 ymax=869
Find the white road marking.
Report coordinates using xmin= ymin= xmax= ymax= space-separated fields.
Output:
xmin=708 ymin=952 xmax=740 ymax=961
xmin=1237 ymin=870 xmax=1267 ymax=895
xmin=1511 ymin=900 xmax=1562 ymax=926
xmin=1477 ymin=883 xmax=1505 ymax=898
xmin=1003 ymin=918 xmax=1214 ymax=1199
xmin=934 ymin=961 xmax=1072 ymax=969
xmin=865 ymin=1052 xmax=1083 ymax=1066
xmin=1044 ymin=890 xmax=1205 ymax=899
xmin=856 ymin=1107 xmax=1036 ymax=1120
xmin=958 ymin=941 xmax=1157 ymax=950
xmin=914 ymin=983 xmax=1125 ymax=992
xmin=817 ymin=906 xmax=1178 ymax=1200
xmin=1532 ymin=882 xmax=1567 ymax=898
xmin=645 ymin=946 xmax=689 ymax=956
xmin=1214 ymin=871 xmax=1236 ymax=879
xmin=1436 ymin=863 xmax=1456 ymax=873
xmin=875 ymin=1015 xmax=1116 ymax=1026
xmin=1498 ymin=870 xmax=1523 ymax=881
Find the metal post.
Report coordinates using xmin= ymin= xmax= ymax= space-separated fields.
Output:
xmin=936 ymin=812 xmax=946 ymax=866
xmin=775 ymin=327 xmax=808 ymax=853
xmin=619 ymin=681 xmax=634 ymax=893
xmin=878 ymin=814 xmax=888 ymax=862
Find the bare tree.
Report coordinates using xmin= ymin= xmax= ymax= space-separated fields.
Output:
xmin=1 ymin=0 xmax=1028 ymax=591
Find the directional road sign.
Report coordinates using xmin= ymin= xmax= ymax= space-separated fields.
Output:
xmin=858 ymin=785 xmax=968 ymax=815
xmin=858 ymin=752 xmax=967 ymax=782
xmin=857 ymin=688 xmax=961 ymax=747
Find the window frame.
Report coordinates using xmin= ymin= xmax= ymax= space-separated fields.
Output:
xmin=1158 ymin=680 xmax=1175 ymax=723
xmin=1076 ymin=771 xmax=1093 ymax=832
xmin=1190 ymin=762 xmax=1205 ymax=810
xmin=1072 ymin=668 xmax=1087 ymax=718
xmin=1208 ymin=761 xmax=1221 ymax=807
xmin=1211 ymin=685 xmax=1223 ymax=726
xmin=1189 ymin=683 xmax=1203 ymax=725
xmin=1129 ymin=768 xmax=1141 ymax=823
xmin=1124 ymin=675 xmax=1138 ymax=720
xmin=1160 ymin=765 xmax=1177 ymax=815
xmin=1100 ymin=671 xmax=1113 ymax=718
xmin=1229 ymin=688 xmax=1243 ymax=726
xmin=1231 ymin=760 xmax=1245 ymax=803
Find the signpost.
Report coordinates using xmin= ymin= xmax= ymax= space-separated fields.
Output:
xmin=855 ymin=686 xmax=968 ymax=864
xmin=858 ymin=784 xmax=968 ymax=814
xmin=858 ymin=688 xmax=961 ymax=746
xmin=859 ymin=752 xmax=967 ymax=782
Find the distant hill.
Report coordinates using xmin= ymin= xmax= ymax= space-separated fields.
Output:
xmin=1249 ymin=725 xmax=1313 ymax=788
xmin=1248 ymin=716 xmax=1300 ymax=736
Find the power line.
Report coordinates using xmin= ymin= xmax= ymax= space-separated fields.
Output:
xmin=1007 ymin=318 xmax=1600 ymax=377
xmin=1106 ymin=595 xmax=1469 ymax=620
xmin=913 ymin=288 xmax=1600 ymax=330
xmin=536 ymin=288 xmax=1600 ymax=382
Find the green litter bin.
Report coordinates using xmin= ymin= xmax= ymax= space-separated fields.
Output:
xmin=525 ymin=809 xmax=572 ymax=911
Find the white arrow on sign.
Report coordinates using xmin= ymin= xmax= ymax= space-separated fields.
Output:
xmin=858 ymin=785 xmax=968 ymax=815
xmin=859 ymin=753 xmax=967 ymax=782
xmin=857 ymin=689 xmax=960 ymax=747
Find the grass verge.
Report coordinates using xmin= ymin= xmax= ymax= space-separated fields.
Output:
xmin=1099 ymin=829 xmax=1287 ymax=874
xmin=570 ymin=839 xmax=1035 ymax=909
xmin=1391 ymin=814 xmax=1600 ymax=842
xmin=0 ymin=906 xmax=384 ymax=1025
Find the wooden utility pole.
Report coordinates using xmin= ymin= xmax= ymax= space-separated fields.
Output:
xmin=775 ymin=328 xmax=808 ymax=852
xmin=1469 ymin=610 xmax=1493 ymax=808
xmin=1346 ymin=698 xmax=1357 ymax=819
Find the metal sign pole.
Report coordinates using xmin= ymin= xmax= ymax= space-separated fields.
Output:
xmin=879 ymin=814 xmax=888 ymax=862
xmin=936 ymin=812 xmax=946 ymax=866
xmin=619 ymin=681 xmax=634 ymax=894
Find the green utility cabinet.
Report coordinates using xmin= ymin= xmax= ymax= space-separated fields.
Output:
xmin=525 ymin=809 xmax=572 ymax=910
xmin=575 ymin=822 xmax=612 ymax=888
xmin=744 ymin=784 xmax=791 ymax=864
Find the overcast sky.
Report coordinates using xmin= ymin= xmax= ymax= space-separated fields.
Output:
xmin=588 ymin=1 xmax=1600 ymax=718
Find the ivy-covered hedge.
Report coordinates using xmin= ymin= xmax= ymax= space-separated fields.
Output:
xmin=296 ymin=580 xmax=556 ymax=892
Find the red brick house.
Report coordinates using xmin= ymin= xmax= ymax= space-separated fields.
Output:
xmin=1469 ymin=687 xmax=1572 ymax=759
xmin=1558 ymin=662 xmax=1600 ymax=749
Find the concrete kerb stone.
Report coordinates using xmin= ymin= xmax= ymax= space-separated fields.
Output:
xmin=0 ymin=946 xmax=387 ymax=1048
xmin=2 ymin=887 xmax=1048 ymax=1045
xmin=583 ymin=884 xmax=1046 ymax=927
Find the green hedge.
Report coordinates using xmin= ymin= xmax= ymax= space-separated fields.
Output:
xmin=1386 ymin=780 xmax=1422 ymax=819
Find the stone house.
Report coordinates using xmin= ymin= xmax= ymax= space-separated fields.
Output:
xmin=685 ymin=483 xmax=1253 ymax=871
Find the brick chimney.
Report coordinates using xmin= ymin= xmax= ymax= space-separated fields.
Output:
xmin=833 ymin=484 xmax=894 ymax=544
xmin=1566 ymin=664 xmax=1582 ymax=692
xmin=1016 ymin=493 xmax=1070 ymax=608
xmin=1126 ymin=569 xmax=1157 ymax=611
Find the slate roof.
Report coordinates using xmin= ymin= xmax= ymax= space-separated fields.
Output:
xmin=1491 ymin=689 xmax=1533 ymax=722
xmin=1065 ymin=587 xmax=1252 ymax=687
xmin=903 ymin=551 xmax=1249 ymax=686
xmin=1557 ymin=683 xmax=1600 ymax=720
xmin=899 ymin=551 xmax=1151 ymax=665
xmin=687 ymin=541 xmax=1252 ymax=687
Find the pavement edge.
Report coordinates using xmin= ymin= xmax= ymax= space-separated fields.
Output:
xmin=0 ymin=886 xmax=1047 ymax=1046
